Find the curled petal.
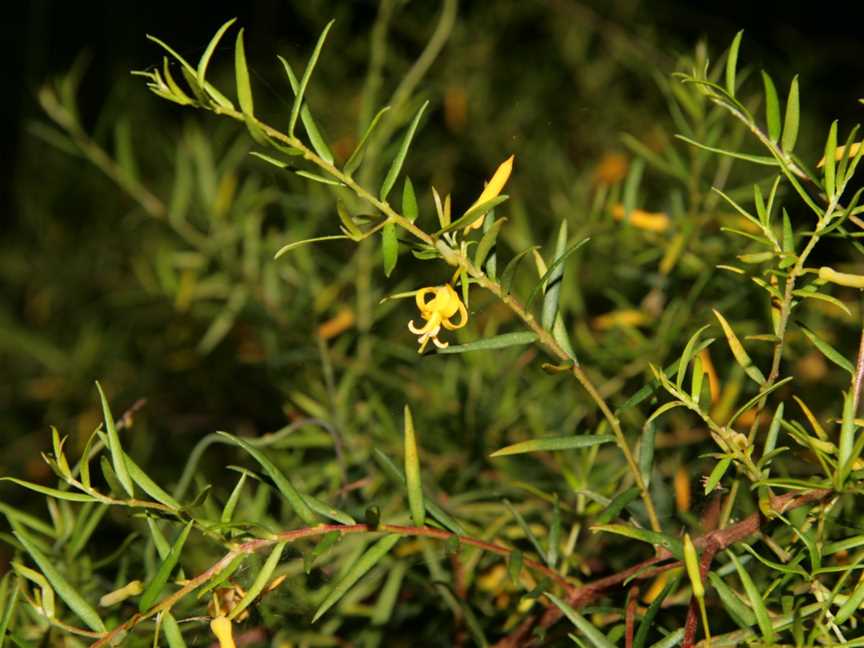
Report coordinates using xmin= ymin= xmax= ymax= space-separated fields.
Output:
xmin=432 ymin=336 xmax=449 ymax=349
xmin=416 ymin=287 xmax=438 ymax=312
xmin=442 ymin=301 xmax=468 ymax=330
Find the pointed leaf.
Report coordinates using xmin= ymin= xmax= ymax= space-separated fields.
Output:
xmin=713 ymin=309 xmax=765 ymax=385
xmin=274 ymin=235 xmax=350 ymax=259
xmin=289 ymin=20 xmax=334 ymax=137
xmin=197 ymin=18 xmax=237 ymax=88
xmin=13 ymin=525 xmax=106 ymax=632
xmin=402 ymin=177 xmax=418 ymax=222
xmin=781 ymin=76 xmax=800 ymax=153
xmin=228 ymin=541 xmax=286 ymax=620
xmin=542 ymin=220 xmax=568 ymax=330
xmin=823 ymin=120 xmax=838 ymax=198
xmin=762 ymin=71 xmax=781 ymax=141
xmin=96 ymin=382 xmax=134 ymax=498
xmin=490 ymin=434 xmax=615 ymax=458
xmin=526 ymin=238 xmax=590 ymax=309
xmin=312 ymin=534 xmax=401 ymax=622
xmin=799 ymin=323 xmax=854 ymax=374
xmin=344 ymin=106 xmax=391 ymax=176
xmin=139 ymin=521 xmax=193 ymax=612
xmin=403 ymin=405 xmax=425 ymax=527
xmin=278 ymin=56 xmax=334 ymax=164
xmin=725 ymin=31 xmax=744 ymax=96
xmin=728 ymin=552 xmax=775 ymax=643
xmin=436 ymin=331 xmax=537 ymax=355
xmin=474 ymin=218 xmax=506 ymax=269
xmin=381 ymin=222 xmax=398 ymax=277
xmin=216 ymin=432 xmax=317 ymax=525
xmin=547 ymin=593 xmax=616 ymax=648
xmin=379 ymin=100 xmax=429 ymax=201
xmin=591 ymin=524 xmax=683 ymax=559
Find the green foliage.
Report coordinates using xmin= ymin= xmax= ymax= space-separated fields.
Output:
xmin=4 ymin=4 xmax=864 ymax=647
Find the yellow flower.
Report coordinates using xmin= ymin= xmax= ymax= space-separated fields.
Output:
xmin=210 ymin=616 xmax=236 ymax=648
xmin=464 ymin=155 xmax=515 ymax=233
xmin=408 ymin=285 xmax=468 ymax=352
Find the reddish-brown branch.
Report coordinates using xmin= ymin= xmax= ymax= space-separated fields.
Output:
xmin=683 ymin=546 xmax=718 ymax=648
xmin=498 ymin=488 xmax=831 ymax=647
xmin=625 ymin=584 xmax=639 ymax=648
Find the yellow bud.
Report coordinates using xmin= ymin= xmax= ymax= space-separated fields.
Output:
xmin=818 ymin=266 xmax=864 ymax=289
xmin=683 ymin=533 xmax=704 ymax=599
xmin=99 ymin=580 xmax=143 ymax=607
xmin=210 ymin=616 xmax=236 ymax=648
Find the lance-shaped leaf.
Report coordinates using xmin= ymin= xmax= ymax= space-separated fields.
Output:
xmin=197 ymin=18 xmax=237 ymax=88
xmin=762 ymin=71 xmax=781 ymax=141
xmin=547 ymin=593 xmax=616 ymax=648
xmin=436 ymin=195 xmax=509 ymax=235
xmin=402 ymin=177 xmax=418 ymax=222
xmin=312 ymin=534 xmax=401 ymax=622
xmin=139 ymin=521 xmax=193 ymax=612
xmin=379 ymin=100 xmax=429 ymax=201
xmin=708 ymin=572 xmax=757 ymax=629
xmin=634 ymin=574 xmax=680 ymax=647
xmin=371 ymin=450 xmax=465 ymax=535
xmin=344 ymin=106 xmax=391 ymax=176
xmin=542 ymin=220 xmax=568 ymax=330
xmin=837 ymin=390 xmax=856 ymax=488
xmin=96 ymin=382 xmax=134 ymax=498
xmin=713 ymin=309 xmax=765 ymax=385
xmin=275 ymin=235 xmax=350 ymax=259
xmin=13 ymin=525 xmax=106 ymax=632
xmin=229 ymin=541 xmax=286 ymax=620
xmin=403 ymin=405 xmax=425 ymax=527
xmin=526 ymin=238 xmax=590 ymax=310
xmin=504 ymin=499 xmax=546 ymax=561
xmin=823 ymin=120 xmax=838 ymax=198
xmin=0 ymin=477 xmax=95 ymax=503
xmin=725 ymin=30 xmax=744 ymax=96
xmin=591 ymin=524 xmax=683 ymax=559
xmin=781 ymin=75 xmax=800 ymax=153
xmin=798 ymin=323 xmax=854 ymax=375
xmin=217 ymin=432 xmax=317 ymax=525
xmin=436 ymin=331 xmax=537 ymax=355
xmin=289 ymin=20 xmax=334 ymax=136
xmin=278 ymin=56 xmax=334 ymax=164
xmin=475 ymin=217 xmax=506 ymax=269
xmin=234 ymin=28 xmax=267 ymax=144
xmin=677 ymin=324 xmax=712 ymax=390
xmin=381 ymin=222 xmax=398 ymax=277
xmin=728 ymin=551 xmax=775 ymax=643
xmin=490 ymin=434 xmax=614 ymax=457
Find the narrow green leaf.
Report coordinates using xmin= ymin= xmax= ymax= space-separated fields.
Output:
xmin=646 ymin=401 xmax=686 ymax=424
xmin=704 ymin=457 xmax=732 ymax=495
xmin=837 ymin=390 xmax=856 ymax=487
xmin=221 ymin=471 xmax=247 ymax=524
xmin=305 ymin=531 xmax=341 ymax=574
xmin=436 ymin=195 xmax=509 ymax=235
xmin=781 ymin=76 xmax=800 ymax=153
xmin=295 ymin=170 xmax=342 ymax=186
xmin=594 ymin=486 xmax=640 ymax=525
xmin=93 ymin=432 xmax=180 ymax=509
xmin=274 ymin=235 xmax=350 ymax=259
xmin=371 ymin=560 xmax=406 ymax=625
xmin=835 ymin=574 xmax=864 ymax=624
xmin=525 ymin=238 xmax=590 ymax=309
xmin=344 ymin=106 xmax=391 ymax=176
xmin=139 ymin=521 xmax=193 ymax=612
xmin=547 ymin=593 xmax=616 ymax=648
xmin=379 ymin=100 xmax=429 ymax=201
xmin=305 ymin=494 xmax=356 ymax=526
xmin=725 ymin=31 xmax=744 ymax=97
xmin=278 ymin=56 xmax=334 ymax=164
xmin=542 ymin=220 xmax=568 ymax=330
xmin=402 ymin=177 xmax=418 ymax=222
xmin=216 ymin=432 xmax=317 ymax=525
xmin=639 ymin=421 xmax=656 ymax=487
xmin=403 ymin=405 xmax=425 ymax=527
xmin=824 ymin=120 xmax=838 ymax=198
xmin=592 ymin=524 xmax=683 ymax=559
xmin=500 ymin=246 xmax=538 ymax=294
xmin=234 ymin=28 xmax=253 ymax=115
xmin=197 ymin=18 xmax=237 ymax=88
xmin=95 ymin=382 xmax=134 ymax=498
xmin=0 ymin=503 xmax=57 ymax=538
xmin=634 ymin=575 xmax=680 ymax=648
xmin=713 ymin=309 xmax=765 ymax=385
xmin=547 ymin=495 xmax=561 ymax=567
xmin=161 ymin=611 xmax=187 ymax=648
xmin=229 ymin=541 xmax=286 ymax=620
xmin=728 ymin=551 xmax=775 ymax=643
xmin=491 ymin=434 xmax=614 ymax=458
xmin=475 ymin=218 xmax=506 ymax=269
xmin=504 ymin=500 xmax=546 ymax=561
xmin=312 ymin=534 xmax=401 ymax=622
xmin=508 ymin=549 xmax=523 ymax=585
xmin=647 ymin=629 xmax=684 ymax=648
xmin=381 ymin=222 xmax=398 ymax=278
xmin=13 ymin=526 xmax=106 ymax=632
xmin=622 ymin=158 xmax=644 ymax=217
xmin=0 ymin=573 xmax=21 ymax=644
xmin=799 ymin=324 xmax=854 ymax=374
xmin=371 ymin=449 xmax=465 ymax=535
xmin=0 ymin=478 xmax=94 ymax=503
xmin=675 ymin=135 xmax=777 ymax=166
xmin=708 ymin=572 xmax=756 ymax=628
xmin=762 ymin=71 xmax=781 ymax=141
xmin=726 ymin=376 xmax=793 ymax=427
xmin=437 ymin=331 xmax=537 ymax=355
xmin=676 ymin=324 xmax=712 ymax=390
xmin=763 ymin=402 xmax=784 ymax=461
xmin=289 ymin=20 xmax=334 ymax=136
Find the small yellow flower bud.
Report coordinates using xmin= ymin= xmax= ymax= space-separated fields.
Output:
xmin=210 ymin=616 xmax=237 ymax=648
xmin=818 ymin=266 xmax=864 ymax=289
xmin=464 ymin=155 xmax=515 ymax=233
xmin=683 ymin=533 xmax=704 ymax=599
xmin=99 ymin=580 xmax=143 ymax=607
